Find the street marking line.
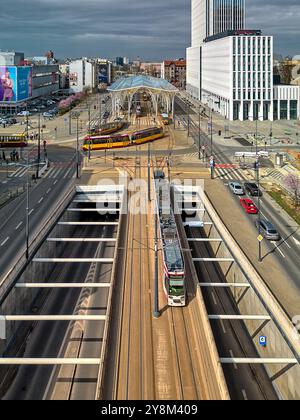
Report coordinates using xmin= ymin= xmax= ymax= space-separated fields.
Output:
xmin=229 ymin=350 xmax=238 ymax=370
xmin=46 ymin=188 xmax=51 ymax=194
xmin=53 ymin=180 xmax=58 ymax=185
xmin=211 ymin=291 xmax=217 ymax=305
xmin=28 ymin=209 xmax=34 ymax=216
xmin=220 ymin=320 xmax=227 ymax=334
xmin=15 ymin=222 xmax=23 ymax=230
xmin=242 ymin=389 xmax=248 ymax=400
xmin=38 ymin=197 xmax=44 ymax=204
xmin=271 ymin=242 xmax=286 ymax=258
xmin=1 ymin=237 xmax=9 ymax=247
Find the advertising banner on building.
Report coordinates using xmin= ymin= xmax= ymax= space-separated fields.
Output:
xmin=98 ymin=64 xmax=109 ymax=84
xmin=17 ymin=67 xmax=33 ymax=101
xmin=0 ymin=66 xmax=32 ymax=102
xmin=0 ymin=66 xmax=17 ymax=102
xmin=70 ymin=72 xmax=78 ymax=87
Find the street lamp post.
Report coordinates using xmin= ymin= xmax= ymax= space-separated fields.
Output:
xmin=198 ymin=106 xmax=201 ymax=160
xmin=36 ymin=113 xmax=41 ymax=179
xmin=153 ymin=202 xmax=160 ymax=319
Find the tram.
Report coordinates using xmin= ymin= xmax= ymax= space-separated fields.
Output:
xmin=89 ymin=121 xmax=124 ymax=136
xmin=155 ymin=174 xmax=186 ymax=307
xmin=0 ymin=133 xmax=28 ymax=148
xmin=83 ymin=126 xmax=164 ymax=151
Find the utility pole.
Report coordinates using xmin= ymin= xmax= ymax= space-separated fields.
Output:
xmin=76 ymin=115 xmax=80 ymax=178
xmin=69 ymin=106 xmax=72 ymax=135
xmin=198 ymin=107 xmax=201 ymax=160
xmin=187 ymin=102 xmax=190 ymax=138
xmin=148 ymin=142 xmax=151 ymax=202
xmin=25 ymin=151 xmax=30 ymax=260
xmin=210 ymin=111 xmax=213 ymax=157
xmin=256 ymin=157 xmax=262 ymax=263
xmin=36 ymin=113 xmax=41 ymax=179
xmin=154 ymin=202 xmax=160 ymax=318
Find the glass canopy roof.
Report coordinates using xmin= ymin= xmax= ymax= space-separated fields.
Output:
xmin=108 ymin=75 xmax=178 ymax=92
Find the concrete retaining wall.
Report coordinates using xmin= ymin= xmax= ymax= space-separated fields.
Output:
xmin=202 ymin=215 xmax=300 ymax=400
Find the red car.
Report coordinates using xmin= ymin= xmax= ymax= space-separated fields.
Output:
xmin=240 ymin=198 xmax=258 ymax=214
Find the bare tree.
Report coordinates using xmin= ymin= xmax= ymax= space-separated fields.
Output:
xmin=279 ymin=58 xmax=294 ymax=85
xmin=285 ymin=173 xmax=300 ymax=207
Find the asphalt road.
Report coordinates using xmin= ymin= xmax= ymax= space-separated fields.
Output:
xmin=3 ymin=217 xmax=117 ymax=400
xmin=175 ymin=97 xmax=300 ymax=306
xmin=0 ymin=144 xmax=77 ymax=282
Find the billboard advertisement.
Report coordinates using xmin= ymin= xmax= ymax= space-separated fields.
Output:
xmin=0 ymin=66 xmax=32 ymax=102
xmin=70 ymin=72 xmax=78 ymax=87
xmin=98 ymin=64 xmax=109 ymax=84
xmin=0 ymin=66 xmax=17 ymax=102
xmin=17 ymin=67 xmax=33 ymax=101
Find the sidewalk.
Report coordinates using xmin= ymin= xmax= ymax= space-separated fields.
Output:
xmin=180 ymin=91 xmax=300 ymax=145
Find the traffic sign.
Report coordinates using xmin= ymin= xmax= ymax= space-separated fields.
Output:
xmin=259 ymin=336 xmax=267 ymax=348
xmin=257 ymin=235 xmax=264 ymax=243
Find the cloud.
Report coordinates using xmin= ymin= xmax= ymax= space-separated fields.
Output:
xmin=0 ymin=0 xmax=298 ymax=60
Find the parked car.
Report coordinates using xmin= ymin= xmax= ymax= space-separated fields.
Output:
xmin=240 ymin=198 xmax=258 ymax=214
xmin=17 ymin=111 xmax=30 ymax=116
xmin=229 ymin=182 xmax=245 ymax=195
xmin=256 ymin=219 xmax=281 ymax=241
xmin=43 ymin=112 xmax=53 ymax=118
xmin=244 ymin=182 xmax=263 ymax=197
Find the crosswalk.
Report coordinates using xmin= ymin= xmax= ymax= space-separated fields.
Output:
xmin=262 ymin=169 xmax=285 ymax=182
xmin=214 ymin=167 xmax=248 ymax=181
xmin=7 ymin=165 xmax=76 ymax=180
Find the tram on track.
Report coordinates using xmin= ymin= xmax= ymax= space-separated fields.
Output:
xmin=0 ymin=133 xmax=28 ymax=148
xmin=83 ymin=126 xmax=164 ymax=151
xmin=155 ymin=174 xmax=186 ymax=307
xmin=89 ymin=121 xmax=125 ymax=136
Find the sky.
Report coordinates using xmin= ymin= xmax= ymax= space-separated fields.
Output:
xmin=0 ymin=0 xmax=299 ymax=61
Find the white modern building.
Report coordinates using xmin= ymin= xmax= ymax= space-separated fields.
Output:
xmin=186 ymin=0 xmax=300 ymax=121
xmin=69 ymin=58 xmax=97 ymax=94
xmin=201 ymin=31 xmax=274 ymax=121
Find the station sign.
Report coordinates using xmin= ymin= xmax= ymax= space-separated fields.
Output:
xmin=259 ymin=336 xmax=267 ymax=348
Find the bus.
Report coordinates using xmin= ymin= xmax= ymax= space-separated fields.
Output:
xmin=83 ymin=127 xmax=164 ymax=151
xmin=0 ymin=133 xmax=28 ymax=148
xmin=161 ymin=113 xmax=170 ymax=125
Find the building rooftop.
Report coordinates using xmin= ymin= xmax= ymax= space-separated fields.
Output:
xmin=108 ymin=75 xmax=178 ymax=92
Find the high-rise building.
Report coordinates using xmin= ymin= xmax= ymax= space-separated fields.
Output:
xmin=191 ymin=0 xmax=245 ymax=48
xmin=186 ymin=0 xmax=300 ymax=121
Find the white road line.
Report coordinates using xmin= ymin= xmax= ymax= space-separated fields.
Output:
xmin=44 ymin=167 xmax=55 ymax=178
xmin=220 ymin=320 xmax=227 ymax=334
xmin=46 ymin=188 xmax=51 ymax=194
xmin=28 ymin=209 xmax=34 ymax=216
xmin=53 ymin=180 xmax=58 ymax=185
xmin=1 ymin=237 xmax=9 ymax=247
xmin=229 ymin=350 xmax=238 ymax=370
xmin=38 ymin=197 xmax=44 ymax=204
xmin=271 ymin=242 xmax=286 ymax=258
xmin=211 ymin=291 xmax=217 ymax=305
xmin=15 ymin=222 xmax=23 ymax=230
xmin=63 ymin=167 xmax=72 ymax=179
xmin=283 ymin=239 xmax=291 ymax=250
xmin=242 ymin=389 xmax=248 ymax=400
xmin=18 ymin=168 xmax=27 ymax=178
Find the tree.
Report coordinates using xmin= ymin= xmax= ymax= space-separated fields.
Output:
xmin=284 ymin=173 xmax=300 ymax=207
xmin=279 ymin=58 xmax=294 ymax=85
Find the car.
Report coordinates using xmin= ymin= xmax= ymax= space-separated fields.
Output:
xmin=17 ymin=111 xmax=30 ymax=116
xmin=29 ymin=108 xmax=39 ymax=113
xmin=240 ymin=198 xmax=258 ymax=214
xmin=43 ymin=112 xmax=53 ymax=118
xmin=244 ymin=182 xmax=263 ymax=197
xmin=256 ymin=219 xmax=281 ymax=241
xmin=229 ymin=182 xmax=245 ymax=195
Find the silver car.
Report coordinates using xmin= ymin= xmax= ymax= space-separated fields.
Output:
xmin=229 ymin=182 xmax=245 ymax=195
xmin=256 ymin=220 xmax=281 ymax=241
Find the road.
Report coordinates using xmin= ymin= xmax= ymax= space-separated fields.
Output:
xmin=175 ymin=96 xmax=300 ymax=317
xmin=0 ymin=144 xmax=77 ymax=282
xmin=3 ymin=207 xmax=117 ymax=400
